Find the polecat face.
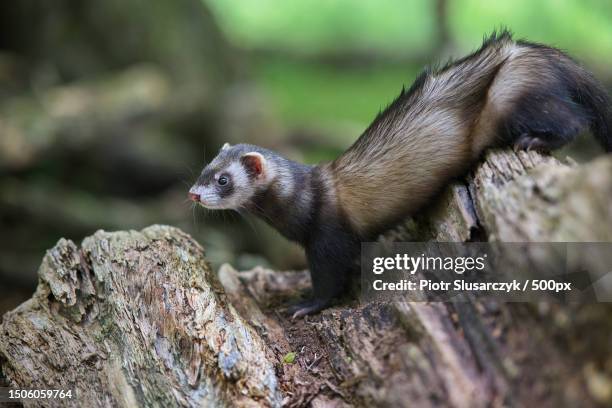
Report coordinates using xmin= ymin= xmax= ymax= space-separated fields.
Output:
xmin=189 ymin=143 xmax=269 ymax=210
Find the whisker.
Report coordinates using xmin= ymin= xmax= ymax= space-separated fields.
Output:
xmin=237 ymin=207 xmax=261 ymax=239
xmin=191 ymin=203 xmax=199 ymax=232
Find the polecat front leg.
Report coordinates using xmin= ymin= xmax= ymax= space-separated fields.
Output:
xmin=289 ymin=229 xmax=358 ymax=318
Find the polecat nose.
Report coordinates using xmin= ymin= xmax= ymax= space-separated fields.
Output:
xmin=188 ymin=192 xmax=200 ymax=202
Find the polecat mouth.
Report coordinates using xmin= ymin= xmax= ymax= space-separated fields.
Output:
xmin=188 ymin=192 xmax=200 ymax=202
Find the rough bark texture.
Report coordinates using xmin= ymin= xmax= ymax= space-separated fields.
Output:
xmin=1 ymin=150 xmax=612 ymax=407
xmin=0 ymin=226 xmax=282 ymax=407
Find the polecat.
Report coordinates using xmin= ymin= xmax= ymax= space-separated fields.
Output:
xmin=189 ymin=31 xmax=612 ymax=317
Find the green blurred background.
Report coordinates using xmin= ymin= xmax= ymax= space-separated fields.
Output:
xmin=1 ymin=0 xmax=611 ymax=313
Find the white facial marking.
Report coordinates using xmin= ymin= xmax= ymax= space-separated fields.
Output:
xmin=189 ymin=184 xmax=223 ymax=208
xmin=190 ymin=158 xmax=264 ymax=210
xmin=227 ymin=162 xmax=248 ymax=188
xmin=223 ymin=162 xmax=254 ymax=209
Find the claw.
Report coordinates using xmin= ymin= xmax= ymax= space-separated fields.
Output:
xmin=513 ymin=134 xmax=548 ymax=152
xmin=287 ymin=298 xmax=330 ymax=319
xmin=291 ymin=309 xmax=309 ymax=320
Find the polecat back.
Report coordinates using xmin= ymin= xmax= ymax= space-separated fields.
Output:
xmin=330 ymin=31 xmax=611 ymax=236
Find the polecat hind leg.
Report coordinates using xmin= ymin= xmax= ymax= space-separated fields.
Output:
xmin=504 ymin=79 xmax=592 ymax=153
xmin=513 ymin=133 xmax=562 ymax=152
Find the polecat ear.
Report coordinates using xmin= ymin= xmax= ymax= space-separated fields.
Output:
xmin=221 ymin=142 xmax=231 ymax=150
xmin=241 ymin=152 xmax=266 ymax=178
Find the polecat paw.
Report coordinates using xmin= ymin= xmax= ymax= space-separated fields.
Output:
xmin=513 ymin=134 xmax=551 ymax=152
xmin=288 ymin=298 xmax=330 ymax=319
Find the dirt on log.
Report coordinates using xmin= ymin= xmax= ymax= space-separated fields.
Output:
xmin=1 ymin=150 xmax=612 ymax=407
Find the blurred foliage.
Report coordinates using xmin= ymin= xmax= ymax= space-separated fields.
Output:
xmin=207 ymin=0 xmax=612 ymax=60
xmin=451 ymin=0 xmax=612 ymax=59
xmin=206 ymin=0 xmax=437 ymax=55
xmin=254 ymin=59 xmax=419 ymax=146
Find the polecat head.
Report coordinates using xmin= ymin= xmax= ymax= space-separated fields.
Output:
xmin=189 ymin=143 xmax=272 ymax=210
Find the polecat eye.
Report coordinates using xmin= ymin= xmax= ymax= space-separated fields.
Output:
xmin=218 ymin=176 xmax=229 ymax=186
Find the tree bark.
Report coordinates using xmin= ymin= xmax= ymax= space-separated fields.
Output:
xmin=1 ymin=150 xmax=612 ymax=407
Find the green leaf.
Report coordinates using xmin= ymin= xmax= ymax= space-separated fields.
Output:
xmin=283 ymin=352 xmax=297 ymax=364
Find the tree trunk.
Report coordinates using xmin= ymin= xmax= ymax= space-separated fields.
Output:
xmin=1 ymin=150 xmax=612 ymax=407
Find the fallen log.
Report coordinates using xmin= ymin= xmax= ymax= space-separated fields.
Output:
xmin=1 ymin=150 xmax=611 ymax=407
